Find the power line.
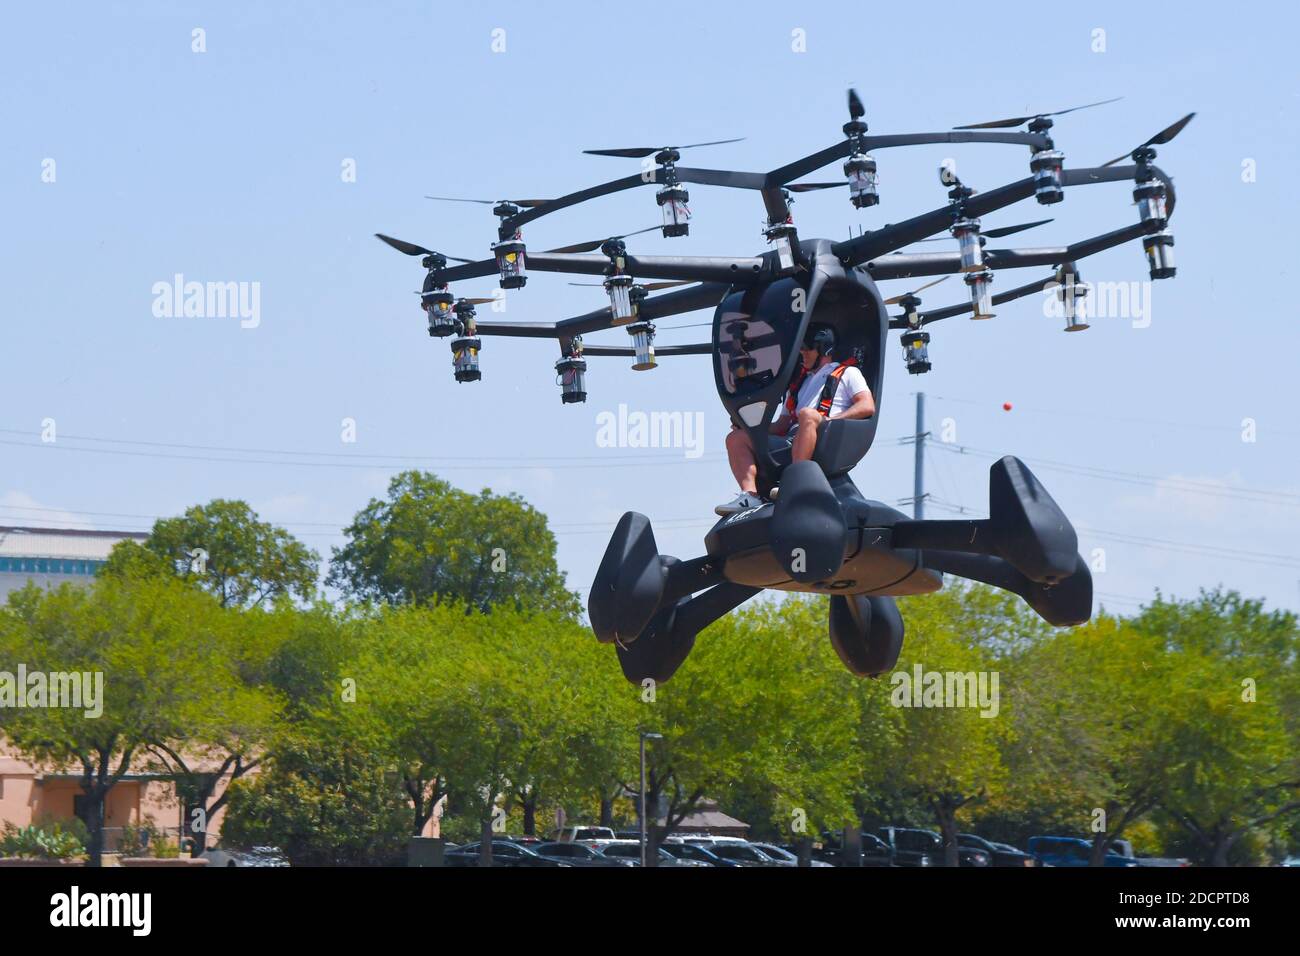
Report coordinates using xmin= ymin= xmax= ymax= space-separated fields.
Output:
xmin=0 ymin=503 xmax=712 ymax=539
xmin=928 ymin=440 xmax=1300 ymax=508
xmin=924 ymin=393 xmax=1299 ymax=438
xmin=0 ymin=438 xmax=723 ymax=471
xmin=0 ymin=427 xmax=723 ymax=464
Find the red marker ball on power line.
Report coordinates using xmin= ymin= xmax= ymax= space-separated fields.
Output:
xmin=1002 ymin=402 xmax=1013 ymax=411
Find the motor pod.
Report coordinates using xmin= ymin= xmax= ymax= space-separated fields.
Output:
xmin=770 ymin=460 xmax=848 ymax=584
xmin=829 ymin=594 xmax=905 ymax=677
xmin=492 ymin=237 xmax=527 ymax=289
xmin=656 ymin=184 xmax=690 ymax=237
xmin=451 ymin=335 xmax=481 ymax=382
xmin=589 ymin=512 xmax=667 ymax=645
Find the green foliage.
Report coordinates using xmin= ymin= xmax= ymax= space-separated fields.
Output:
xmin=219 ymin=736 xmax=411 ymax=866
xmin=640 ymin=596 xmax=862 ymax=842
xmin=326 ymin=470 xmax=580 ymax=617
xmin=118 ymin=822 xmax=179 ymax=859
xmin=0 ymin=820 xmax=86 ymax=861
xmin=1129 ymin=590 xmax=1300 ymax=864
xmin=109 ymin=498 xmax=319 ymax=608
xmin=0 ymin=573 xmax=287 ymax=864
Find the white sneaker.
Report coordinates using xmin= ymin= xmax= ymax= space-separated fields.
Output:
xmin=714 ymin=492 xmax=764 ymax=516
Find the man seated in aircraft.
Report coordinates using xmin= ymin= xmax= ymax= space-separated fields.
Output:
xmin=715 ymin=323 xmax=875 ymax=516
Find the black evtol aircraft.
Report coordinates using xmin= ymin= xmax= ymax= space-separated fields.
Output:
xmin=376 ymin=91 xmax=1192 ymax=684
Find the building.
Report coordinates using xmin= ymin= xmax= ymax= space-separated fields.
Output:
xmin=0 ymin=526 xmax=148 ymax=603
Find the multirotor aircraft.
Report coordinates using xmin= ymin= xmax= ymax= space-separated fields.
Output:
xmin=376 ymin=91 xmax=1193 ymax=685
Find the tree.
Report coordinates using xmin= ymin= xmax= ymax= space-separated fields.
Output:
xmin=496 ymin=614 xmax=636 ymax=836
xmin=219 ymin=733 xmax=411 ymax=866
xmin=326 ymin=470 xmax=579 ymax=617
xmin=106 ymin=499 xmax=319 ymax=608
xmin=140 ymin=603 xmax=287 ymax=855
xmin=635 ymin=597 xmax=862 ymax=864
xmin=1008 ymin=610 xmax=1183 ymax=865
xmin=0 ymin=576 xmax=234 ymax=865
xmin=877 ymin=586 xmax=1014 ymax=865
xmin=315 ymin=601 xmax=632 ymax=857
xmin=1135 ymin=591 xmax=1300 ymax=865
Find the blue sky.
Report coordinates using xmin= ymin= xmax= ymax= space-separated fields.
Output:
xmin=2 ymin=0 xmax=1298 ymax=617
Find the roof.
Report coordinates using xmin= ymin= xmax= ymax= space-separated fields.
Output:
xmin=0 ymin=527 xmax=149 ymax=561
xmin=668 ymin=801 xmax=750 ymax=832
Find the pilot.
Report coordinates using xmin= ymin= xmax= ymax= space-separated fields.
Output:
xmin=716 ymin=323 xmax=875 ymax=516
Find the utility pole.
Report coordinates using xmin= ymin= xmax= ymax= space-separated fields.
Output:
xmin=899 ymin=392 xmax=928 ymax=518
xmin=914 ymin=392 xmax=926 ymax=519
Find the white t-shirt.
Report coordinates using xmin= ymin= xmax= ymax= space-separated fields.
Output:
xmin=777 ymin=362 xmax=870 ymax=423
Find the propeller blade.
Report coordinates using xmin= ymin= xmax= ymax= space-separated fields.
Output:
xmin=582 ymin=147 xmax=660 ymax=158
xmin=641 ymin=280 xmax=695 ymax=291
xmin=583 ymin=138 xmax=744 ymax=159
xmin=375 ymin=233 xmax=434 ymax=257
xmin=848 ymin=88 xmax=865 ymax=120
xmin=546 ymin=225 xmax=660 ymax=255
xmin=459 ymin=297 xmax=496 ymax=305
xmin=787 ymin=181 xmax=847 ymax=192
xmin=1101 ymin=112 xmax=1196 ymax=166
xmin=424 ymin=195 xmax=551 ymax=207
xmin=910 ymin=219 xmax=1053 ymax=243
xmin=884 ymin=275 xmax=950 ymax=306
xmin=955 ymin=96 xmax=1123 ymax=130
xmin=983 ymin=218 xmax=1054 ymax=238
xmin=375 ymin=234 xmax=475 ymax=262
xmin=569 ymin=279 xmax=695 ymax=291
xmin=677 ymin=137 xmax=745 ymax=150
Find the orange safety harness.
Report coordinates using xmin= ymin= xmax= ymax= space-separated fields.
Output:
xmin=784 ymin=357 xmax=858 ymax=419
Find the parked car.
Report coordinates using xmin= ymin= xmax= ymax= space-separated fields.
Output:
xmin=444 ymin=840 xmax=571 ymax=867
xmin=202 ymin=846 xmax=289 ymax=867
xmin=811 ymin=833 xmax=895 ymax=867
xmin=958 ymin=833 xmax=1038 ymax=867
xmin=533 ymin=841 xmax=634 ymax=867
xmin=754 ymin=842 xmax=833 ymax=868
xmin=1107 ymin=839 xmax=1190 ymax=867
xmin=875 ymin=827 xmax=940 ymax=867
xmin=679 ymin=834 xmax=750 ymax=847
xmin=660 ymin=841 xmax=742 ymax=867
xmin=1027 ymin=836 xmax=1139 ymax=868
xmin=598 ymin=841 xmax=711 ymax=867
xmin=875 ymin=827 xmax=993 ymax=867
xmin=551 ymin=826 xmax=618 ymax=847
xmin=705 ymin=842 xmax=784 ymax=867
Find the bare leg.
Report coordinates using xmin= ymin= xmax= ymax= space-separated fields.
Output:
xmin=791 ymin=407 xmax=822 ymax=462
xmin=725 ymin=427 xmax=758 ymax=493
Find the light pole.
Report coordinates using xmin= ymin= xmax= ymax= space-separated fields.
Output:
xmin=639 ymin=731 xmax=662 ymax=867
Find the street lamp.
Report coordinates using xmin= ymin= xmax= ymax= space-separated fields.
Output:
xmin=639 ymin=731 xmax=663 ymax=867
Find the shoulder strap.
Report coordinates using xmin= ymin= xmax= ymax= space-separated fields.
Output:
xmin=784 ymin=363 xmax=809 ymax=417
xmin=816 ymin=359 xmax=857 ymax=416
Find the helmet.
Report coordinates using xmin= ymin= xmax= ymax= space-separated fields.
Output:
xmin=803 ymin=323 xmax=835 ymax=357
